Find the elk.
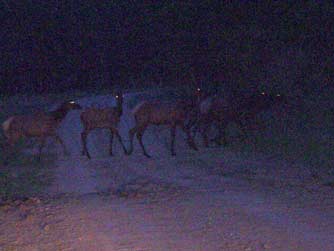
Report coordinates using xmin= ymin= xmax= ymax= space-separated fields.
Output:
xmin=80 ymin=92 xmax=128 ymax=159
xmin=195 ymin=91 xmax=285 ymax=146
xmin=127 ymin=88 xmax=204 ymax=158
xmin=2 ymin=100 xmax=82 ymax=159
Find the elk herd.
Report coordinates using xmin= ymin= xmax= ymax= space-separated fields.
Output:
xmin=1 ymin=87 xmax=286 ymax=161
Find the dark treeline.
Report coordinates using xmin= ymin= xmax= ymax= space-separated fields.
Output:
xmin=0 ymin=1 xmax=333 ymax=96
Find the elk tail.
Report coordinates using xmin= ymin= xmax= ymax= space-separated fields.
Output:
xmin=131 ymin=101 xmax=147 ymax=115
xmin=2 ymin=117 xmax=15 ymax=133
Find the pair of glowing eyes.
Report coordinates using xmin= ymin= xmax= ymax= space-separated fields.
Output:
xmin=195 ymin=90 xmax=281 ymax=98
xmin=69 ymin=96 xmax=120 ymax=104
xmin=261 ymin=92 xmax=281 ymax=97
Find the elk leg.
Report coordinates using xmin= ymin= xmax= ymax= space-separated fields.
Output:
xmin=213 ymin=124 xmax=222 ymax=146
xmin=81 ymin=131 xmax=91 ymax=159
xmin=191 ymin=122 xmax=199 ymax=138
xmin=136 ymin=126 xmax=151 ymax=158
xmin=38 ymin=137 xmax=47 ymax=160
xmin=236 ymin=117 xmax=248 ymax=140
xmin=170 ymin=124 xmax=176 ymax=156
xmin=199 ymin=119 xmax=211 ymax=147
xmin=196 ymin=114 xmax=212 ymax=147
xmin=186 ymin=113 xmax=198 ymax=131
xmin=128 ymin=127 xmax=137 ymax=155
xmin=2 ymin=146 xmax=11 ymax=165
xmin=213 ymin=122 xmax=227 ymax=146
xmin=239 ymin=125 xmax=248 ymax=141
xmin=109 ymin=131 xmax=114 ymax=155
xmin=55 ymin=134 xmax=69 ymax=156
xmin=191 ymin=115 xmax=203 ymax=139
xmin=202 ymin=127 xmax=210 ymax=147
xmin=3 ymin=137 xmax=16 ymax=164
xmin=110 ymin=127 xmax=128 ymax=155
xmin=180 ymin=123 xmax=198 ymax=151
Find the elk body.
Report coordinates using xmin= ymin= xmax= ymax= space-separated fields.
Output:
xmin=196 ymin=91 xmax=285 ymax=146
xmin=80 ymin=92 xmax=128 ymax=159
xmin=127 ymin=89 xmax=204 ymax=158
xmin=2 ymin=100 xmax=82 ymax=159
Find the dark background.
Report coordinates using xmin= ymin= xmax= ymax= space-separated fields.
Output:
xmin=0 ymin=1 xmax=333 ymax=96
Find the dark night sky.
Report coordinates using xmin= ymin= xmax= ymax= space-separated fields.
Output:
xmin=0 ymin=1 xmax=333 ymax=95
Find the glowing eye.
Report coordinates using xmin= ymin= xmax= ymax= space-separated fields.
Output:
xmin=261 ymin=92 xmax=265 ymax=95
xmin=69 ymin=101 xmax=75 ymax=104
xmin=197 ymin=88 xmax=201 ymax=91
xmin=115 ymin=95 xmax=119 ymax=99
xmin=277 ymin=94 xmax=281 ymax=97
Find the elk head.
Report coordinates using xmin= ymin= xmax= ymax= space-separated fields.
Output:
xmin=65 ymin=100 xmax=83 ymax=110
xmin=114 ymin=91 xmax=124 ymax=116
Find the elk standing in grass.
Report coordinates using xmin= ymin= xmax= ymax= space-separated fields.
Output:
xmin=127 ymin=88 xmax=204 ymax=158
xmin=2 ymin=100 xmax=82 ymax=160
xmin=80 ymin=92 xmax=128 ymax=159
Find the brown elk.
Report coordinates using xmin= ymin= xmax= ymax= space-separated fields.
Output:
xmin=127 ymin=88 xmax=205 ymax=158
xmin=195 ymin=91 xmax=286 ymax=146
xmin=2 ymin=100 xmax=82 ymax=159
xmin=80 ymin=92 xmax=128 ymax=159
